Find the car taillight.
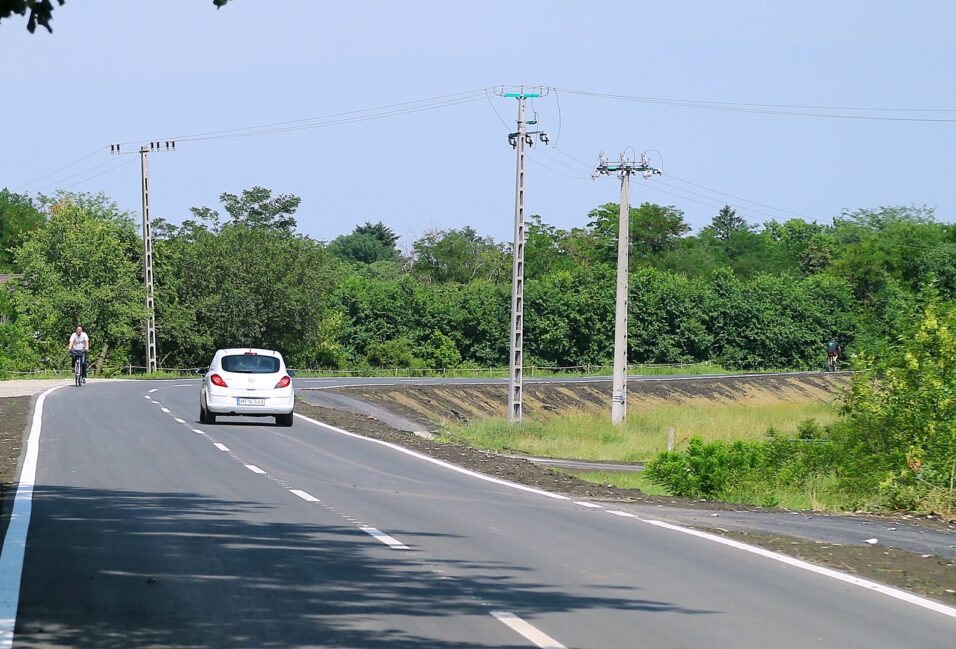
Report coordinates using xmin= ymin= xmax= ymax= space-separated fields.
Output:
xmin=275 ymin=375 xmax=291 ymax=389
xmin=210 ymin=374 xmax=228 ymax=388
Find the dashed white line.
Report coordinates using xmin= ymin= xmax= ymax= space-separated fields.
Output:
xmin=160 ymin=407 xmax=170 ymax=414
xmin=359 ymin=526 xmax=410 ymax=550
xmin=191 ymin=428 xmax=204 ymax=435
xmin=214 ymin=443 xmax=230 ymax=452
xmin=244 ymin=464 xmax=266 ymax=474
xmin=490 ymin=611 xmax=566 ymax=648
xmin=289 ymin=489 xmax=320 ymax=502
xmin=573 ymin=501 xmax=603 ymax=509
xmin=143 ymin=395 xmax=151 ymax=400
xmin=148 ymin=388 xmax=159 ymax=394
xmin=174 ymin=417 xmax=185 ymax=424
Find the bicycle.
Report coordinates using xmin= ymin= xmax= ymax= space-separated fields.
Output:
xmin=826 ymin=352 xmax=839 ymax=373
xmin=72 ymin=351 xmax=86 ymax=387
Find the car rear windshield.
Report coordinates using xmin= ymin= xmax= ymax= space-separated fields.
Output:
xmin=221 ymin=354 xmax=281 ymax=374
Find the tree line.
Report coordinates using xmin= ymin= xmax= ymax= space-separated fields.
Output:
xmin=1 ymin=185 xmax=953 ymax=374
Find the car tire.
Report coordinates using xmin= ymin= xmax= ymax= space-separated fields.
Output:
xmin=276 ymin=412 xmax=293 ymax=428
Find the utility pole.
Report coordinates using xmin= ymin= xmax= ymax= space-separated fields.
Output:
xmin=499 ymin=86 xmax=549 ymax=423
xmin=111 ymin=140 xmax=176 ymax=374
xmin=594 ymin=152 xmax=661 ymax=424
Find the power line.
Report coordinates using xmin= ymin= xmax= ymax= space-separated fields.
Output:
xmin=114 ymin=89 xmax=493 ymax=146
xmin=664 ymin=174 xmax=807 ymax=219
xmin=58 ymin=158 xmax=137 ymax=191
xmin=552 ymin=87 xmax=956 ymax=124
xmin=33 ymin=156 xmax=120 ymax=192
xmin=13 ymin=148 xmax=107 ymax=191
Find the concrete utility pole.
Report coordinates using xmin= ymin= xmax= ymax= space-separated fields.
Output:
xmin=499 ymin=86 xmax=549 ymax=423
xmin=111 ymin=140 xmax=176 ymax=374
xmin=594 ymin=152 xmax=662 ymax=424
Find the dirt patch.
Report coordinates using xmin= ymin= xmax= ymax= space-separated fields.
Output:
xmin=329 ymin=373 xmax=850 ymax=430
xmin=0 ymin=397 xmax=30 ymax=497
xmin=707 ymin=528 xmax=956 ymax=602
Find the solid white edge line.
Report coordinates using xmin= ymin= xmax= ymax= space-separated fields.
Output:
xmin=490 ymin=611 xmax=567 ymax=649
xmin=289 ymin=489 xmax=320 ymax=502
xmin=639 ymin=518 xmax=956 ymax=620
xmin=0 ymin=385 xmax=63 ymax=648
xmin=294 ymin=413 xmax=568 ymax=501
xmin=573 ymin=501 xmax=603 ymax=508
xmin=359 ymin=526 xmax=410 ymax=550
xmin=214 ymin=443 xmax=229 ymax=452
xmin=297 ymin=413 xmax=956 ymax=621
xmin=244 ymin=464 xmax=266 ymax=474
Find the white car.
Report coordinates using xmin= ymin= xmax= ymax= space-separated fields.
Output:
xmin=199 ymin=348 xmax=295 ymax=427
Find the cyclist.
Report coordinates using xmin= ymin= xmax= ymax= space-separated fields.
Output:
xmin=826 ymin=337 xmax=842 ymax=371
xmin=67 ymin=325 xmax=90 ymax=382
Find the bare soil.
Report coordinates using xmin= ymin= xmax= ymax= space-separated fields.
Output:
xmin=0 ymin=397 xmax=29 ymax=497
xmin=332 ymin=373 xmax=850 ymax=430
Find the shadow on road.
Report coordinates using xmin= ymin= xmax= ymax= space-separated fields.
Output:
xmin=14 ymin=486 xmax=712 ymax=647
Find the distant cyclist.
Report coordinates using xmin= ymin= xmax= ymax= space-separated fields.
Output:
xmin=826 ymin=337 xmax=842 ymax=372
xmin=67 ymin=325 xmax=90 ymax=381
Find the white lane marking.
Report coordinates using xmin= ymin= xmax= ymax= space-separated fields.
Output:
xmin=143 ymin=395 xmax=152 ymax=400
xmin=173 ymin=384 xmax=191 ymax=387
xmin=290 ymin=489 xmax=320 ymax=502
xmin=148 ymin=388 xmax=159 ymax=393
xmin=160 ymin=407 xmax=170 ymax=413
xmin=191 ymin=428 xmax=204 ymax=435
xmin=359 ymin=526 xmax=410 ymax=550
xmin=573 ymin=501 xmax=603 ymax=509
xmin=173 ymin=417 xmax=185 ymax=424
xmin=294 ymin=414 xmax=568 ymax=501
xmin=0 ymin=385 xmax=63 ymax=648
xmin=607 ymin=510 xmax=637 ymax=518
xmin=640 ymin=518 xmax=956 ymax=620
xmin=244 ymin=464 xmax=266 ymax=474
xmin=295 ymin=413 xmax=956 ymax=621
xmin=490 ymin=611 xmax=567 ymax=648
xmin=214 ymin=443 xmax=230 ymax=452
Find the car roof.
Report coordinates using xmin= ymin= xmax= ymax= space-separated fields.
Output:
xmin=214 ymin=348 xmax=283 ymax=358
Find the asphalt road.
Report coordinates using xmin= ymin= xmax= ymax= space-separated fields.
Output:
xmin=6 ymin=379 xmax=955 ymax=648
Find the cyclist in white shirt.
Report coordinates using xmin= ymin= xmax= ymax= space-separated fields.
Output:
xmin=67 ymin=325 xmax=90 ymax=380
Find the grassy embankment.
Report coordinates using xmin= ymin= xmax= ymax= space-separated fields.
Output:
xmin=440 ymin=400 xmax=843 ymax=508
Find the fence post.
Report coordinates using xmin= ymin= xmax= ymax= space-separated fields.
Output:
xmin=667 ymin=427 xmax=675 ymax=452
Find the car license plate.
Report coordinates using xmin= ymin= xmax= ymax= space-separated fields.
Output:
xmin=237 ymin=397 xmax=265 ymax=406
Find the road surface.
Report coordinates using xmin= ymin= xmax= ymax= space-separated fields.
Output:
xmin=3 ymin=379 xmax=954 ymax=648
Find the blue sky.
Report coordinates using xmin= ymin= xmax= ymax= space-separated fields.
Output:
xmin=3 ymin=1 xmax=954 ymax=246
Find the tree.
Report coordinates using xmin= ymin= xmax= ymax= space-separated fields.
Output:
xmin=192 ymin=186 xmax=301 ymax=233
xmin=0 ymin=0 xmax=228 ymax=33
xmin=0 ymin=189 xmax=44 ymax=271
xmin=353 ymin=221 xmax=399 ymax=249
xmin=586 ymin=202 xmax=689 ymax=264
xmin=707 ymin=205 xmax=749 ymax=241
xmin=328 ymin=221 xmax=400 ymax=265
xmin=411 ymin=227 xmax=507 ymax=283
xmin=12 ymin=194 xmax=145 ymax=369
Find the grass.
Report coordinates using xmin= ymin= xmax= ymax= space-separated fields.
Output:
xmin=440 ymin=401 xmax=840 ymax=463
